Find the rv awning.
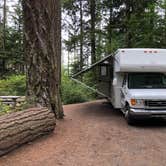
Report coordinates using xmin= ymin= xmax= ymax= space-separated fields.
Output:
xmin=72 ymin=53 xmax=114 ymax=78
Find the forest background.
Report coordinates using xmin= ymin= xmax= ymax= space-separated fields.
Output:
xmin=0 ymin=0 xmax=166 ymax=104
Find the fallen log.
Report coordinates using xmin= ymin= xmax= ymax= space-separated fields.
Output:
xmin=0 ymin=108 xmax=56 ymax=156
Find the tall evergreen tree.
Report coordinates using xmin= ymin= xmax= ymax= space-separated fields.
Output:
xmin=89 ymin=0 xmax=96 ymax=64
xmin=62 ymin=0 xmax=165 ymax=75
xmin=23 ymin=0 xmax=64 ymax=118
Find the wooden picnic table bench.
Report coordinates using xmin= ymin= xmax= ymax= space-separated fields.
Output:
xmin=0 ymin=96 xmax=25 ymax=107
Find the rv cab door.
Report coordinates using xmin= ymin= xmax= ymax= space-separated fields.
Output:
xmin=121 ymin=75 xmax=128 ymax=108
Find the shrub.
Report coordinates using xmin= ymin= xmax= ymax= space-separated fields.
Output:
xmin=0 ymin=75 xmax=26 ymax=96
xmin=0 ymin=73 xmax=95 ymax=106
xmin=61 ymin=73 xmax=95 ymax=104
xmin=0 ymin=102 xmax=11 ymax=116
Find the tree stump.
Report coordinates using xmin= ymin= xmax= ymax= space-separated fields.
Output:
xmin=0 ymin=108 xmax=56 ymax=156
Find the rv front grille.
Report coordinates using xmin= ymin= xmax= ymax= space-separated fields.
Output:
xmin=145 ymin=100 xmax=166 ymax=108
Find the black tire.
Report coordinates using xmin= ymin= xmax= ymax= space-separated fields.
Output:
xmin=125 ymin=105 xmax=135 ymax=125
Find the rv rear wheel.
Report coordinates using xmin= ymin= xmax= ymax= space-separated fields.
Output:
xmin=125 ymin=105 xmax=134 ymax=125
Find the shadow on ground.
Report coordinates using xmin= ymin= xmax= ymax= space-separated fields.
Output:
xmin=80 ymin=101 xmax=122 ymax=117
xmin=134 ymin=118 xmax=166 ymax=128
xmin=79 ymin=100 xmax=166 ymax=128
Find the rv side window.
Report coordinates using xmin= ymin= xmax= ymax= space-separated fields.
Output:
xmin=100 ymin=66 xmax=107 ymax=76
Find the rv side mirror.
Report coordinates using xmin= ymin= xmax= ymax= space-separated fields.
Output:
xmin=112 ymin=78 xmax=117 ymax=86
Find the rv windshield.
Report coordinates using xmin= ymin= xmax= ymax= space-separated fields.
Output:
xmin=128 ymin=73 xmax=166 ymax=89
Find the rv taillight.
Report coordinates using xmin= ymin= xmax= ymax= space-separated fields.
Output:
xmin=144 ymin=51 xmax=147 ymax=53
xmin=154 ymin=51 xmax=158 ymax=53
xmin=149 ymin=51 xmax=153 ymax=53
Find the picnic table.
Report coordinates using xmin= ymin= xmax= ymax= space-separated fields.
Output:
xmin=0 ymin=96 xmax=25 ymax=107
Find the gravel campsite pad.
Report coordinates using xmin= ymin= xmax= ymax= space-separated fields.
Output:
xmin=1 ymin=100 xmax=166 ymax=166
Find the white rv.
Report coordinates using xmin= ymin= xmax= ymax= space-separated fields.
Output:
xmin=72 ymin=48 xmax=166 ymax=124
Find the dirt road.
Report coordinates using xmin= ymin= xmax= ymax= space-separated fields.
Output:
xmin=1 ymin=100 xmax=166 ymax=166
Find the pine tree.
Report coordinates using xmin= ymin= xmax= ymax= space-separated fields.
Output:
xmin=23 ymin=0 xmax=64 ymax=119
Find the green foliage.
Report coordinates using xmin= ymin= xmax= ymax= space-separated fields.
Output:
xmin=0 ymin=99 xmax=35 ymax=116
xmin=61 ymin=71 xmax=95 ymax=104
xmin=0 ymin=73 xmax=95 ymax=105
xmin=0 ymin=75 xmax=26 ymax=96
xmin=0 ymin=0 xmax=24 ymax=75
xmin=0 ymin=102 xmax=12 ymax=116
xmin=63 ymin=0 xmax=166 ymax=75
xmin=16 ymin=99 xmax=36 ymax=112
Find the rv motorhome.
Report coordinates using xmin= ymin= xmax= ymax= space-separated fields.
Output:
xmin=72 ymin=49 xmax=166 ymax=124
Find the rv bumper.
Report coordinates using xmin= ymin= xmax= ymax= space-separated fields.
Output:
xmin=130 ymin=108 xmax=166 ymax=118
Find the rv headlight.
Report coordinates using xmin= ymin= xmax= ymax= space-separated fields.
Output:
xmin=130 ymin=99 xmax=144 ymax=106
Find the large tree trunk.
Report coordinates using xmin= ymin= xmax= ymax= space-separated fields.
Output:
xmin=0 ymin=108 xmax=55 ymax=156
xmin=90 ymin=0 xmax=96 ymax=64
xmin=23 ymin=0 xmax=64 ymax=118
xmin=108 ymin=0 xmax=113 ymax=54
xmin=79 ymin=0 xmax=83 ymax=71
xmin=1 ymin=0 xmax=7 ymax=74
xmin=124 ymin=1 xmax=133 ymax=48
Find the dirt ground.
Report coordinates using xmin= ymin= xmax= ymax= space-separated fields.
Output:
xmin=1 ymin=100 xmax=166 ymax=166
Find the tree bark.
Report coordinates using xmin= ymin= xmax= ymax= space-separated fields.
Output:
xmin=124 ymin=0 xmax=133 ymax=48
xmin=80 ymin=0 xmax=83 ymax=71
xmin=108 ymin=0 xmax=113 ymax=53
xmin=2 ymin=0 xmax=7 ymax=73
xmin=0 ymin=108 xmax=56 ymax=156
xmin=23 ymin=0 xmax=64 ymax=118
xmin=90 ymin=0 xmax=96 ymax=64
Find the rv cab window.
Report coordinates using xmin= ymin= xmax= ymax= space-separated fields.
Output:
xmin=128 ymin=73 xmax=166 ymax=89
